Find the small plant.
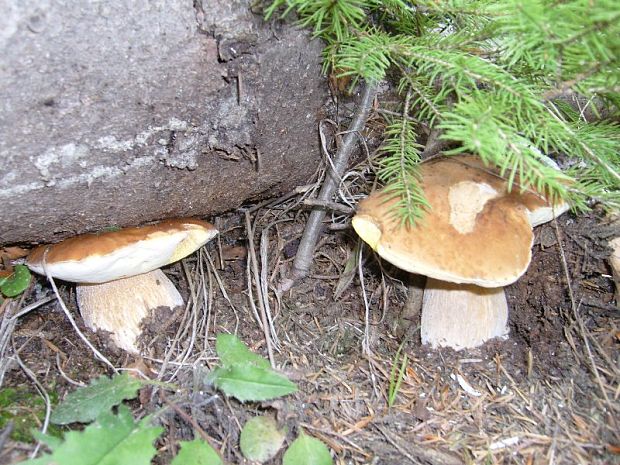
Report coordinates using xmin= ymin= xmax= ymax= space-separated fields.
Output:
xmin=49 ymin=373 xmax=145 ymax=425
xmin=26 ymin=405 xmax=163 ymax=465
xmin=16 ymin=334 xmax=331 ymax=465
xmin=240 ymin=415 xmax=286 ymax=463
xmin=387 ymin=341 xmax=408 ymax=408
xmin=171 ymin=438 xmax=223 ymax=465
xmin=283 ymin=430 xmax=333 ymax=465
xmin=17 ymin=374 xmax=163 ymax=465
xmin=207 ymin=333 xmax=298 ymax=401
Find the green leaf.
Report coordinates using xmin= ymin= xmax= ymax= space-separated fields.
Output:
xmin=209 ymin=364 xmax=297 ymax=402
xmin=240 ymin=415 xmax=286 ymax=463
xmin=21 ymin=406 xmax=162 ymax=465
xmin=0 ymin=265 xmax=31 ymax=297
xmin=51 ymin=373 xmax=144 ymax=425
xmin=215 ymin=333 xmax=270 ymax=368
xmin=283 ymin=430 xmax=333 ymax=465
xmin=171 ymin=438 xmax=223 ymax=465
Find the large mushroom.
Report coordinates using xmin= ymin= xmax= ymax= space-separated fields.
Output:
xmin=352 ymin=155 xmax=568 ymax=350
xmin=27 ymin=218 xmax=218 ymax=353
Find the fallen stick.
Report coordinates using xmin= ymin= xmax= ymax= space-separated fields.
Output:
xmin=287 ymin=82 xmax=378 ymax=286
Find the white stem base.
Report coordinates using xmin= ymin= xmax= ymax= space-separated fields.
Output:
xmin=76 ymin=269 xmax=183 ymax=353
xmin=421 ymin=278 xmax=508 ymax=350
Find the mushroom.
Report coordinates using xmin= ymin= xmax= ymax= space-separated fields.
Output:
xmin=27 ymin=218 xmax=218 ymax=353
xmin=352 ymin=155 xmax=568 ymax=350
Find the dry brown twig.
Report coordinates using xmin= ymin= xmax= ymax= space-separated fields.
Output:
xmin=285 ymin=82 xmax=378 ymax=288
xmin=375 ymin=424 xmax=462 ymax=465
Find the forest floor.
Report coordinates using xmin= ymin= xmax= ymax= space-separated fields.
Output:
xmin=1 ymin=194 xmax=619 ymax=465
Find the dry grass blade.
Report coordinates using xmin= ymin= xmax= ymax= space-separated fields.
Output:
xmin=0 ymin=299 xmax=19 ymax=387
xmin=245 ymin=210 xmax=277 ymax=367
xmin=202 ymin=249 xmax=239 ymax=331
xmin=358 ymin=246 xmax=372 ymax=356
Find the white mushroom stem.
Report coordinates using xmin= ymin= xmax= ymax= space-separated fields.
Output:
xmin=76 ymin=269 xmax=183 ymax=353
xmin=421 ymin=278 xmax=508 ymax=350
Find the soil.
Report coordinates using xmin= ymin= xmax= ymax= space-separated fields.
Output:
xmin=0 ymin=206 xmax=618 ymax=465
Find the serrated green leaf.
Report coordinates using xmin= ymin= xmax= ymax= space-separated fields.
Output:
xmin=21 ymin=406 xmax=163 ymax=465
xmin=210 ymin=364 xmax=297 ymax=402
xmin=0 ymin=265 xmax=31 ymax=297
xmin=283 ymin=431 xmax=333 ymax=465
xmin=215 ymin=333 xmax=270 ymax=368
xmin=51 ymin=373 xmax=144 ymax=425
xmin=171 ymin=438 xmax=223 ymax=465
xmin=240 ymin=415 xmax=286 ymax=463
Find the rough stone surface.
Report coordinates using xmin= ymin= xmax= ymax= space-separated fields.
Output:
xmin=0 ymin=0 xmax=326 ymax=245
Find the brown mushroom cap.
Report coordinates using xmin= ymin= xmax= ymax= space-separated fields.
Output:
xmin=352 ymin=155 xmax=565 ymax=287
xmin=27 ymin=218 xmax=218 ymax=283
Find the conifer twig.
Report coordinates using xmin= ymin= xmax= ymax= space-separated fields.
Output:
xmin=286 ymin=82 xmax=378 ymax=286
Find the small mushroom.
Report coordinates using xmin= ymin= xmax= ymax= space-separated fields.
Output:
xmin=27 ymin=218 xmax=218 ymax=353
xmin=352 ymin=155 xmax=568 ymax=350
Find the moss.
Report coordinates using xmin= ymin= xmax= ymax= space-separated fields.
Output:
xmin=0 ymin=386 xmax=61 ymax=443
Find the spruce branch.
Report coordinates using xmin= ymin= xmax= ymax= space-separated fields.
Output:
xmin=265 ymin=0 xmax=620 ymax=228
xmin=546 ymin=107 xmax=620 ymax=184
xmin=377 ymin=90 xmax=429 ymax=225
xmin=438 ymin=97 xmax=574 ymax=202
xmin=396 ymin=68 xmax=445 ymax=125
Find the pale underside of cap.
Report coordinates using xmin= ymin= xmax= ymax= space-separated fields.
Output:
xmin=27 ymin=218 xmax=217 ymax=283
xmin=77 ymin=269 xmax=183 ymax=353
xmin=353 ymin=156 xmax=540 ymax=287
xmin=421 ymin=278 xmax=508 ymax=350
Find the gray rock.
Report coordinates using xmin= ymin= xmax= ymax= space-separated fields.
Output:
xmin=0 ymin=0 xmax=326 ymax=244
